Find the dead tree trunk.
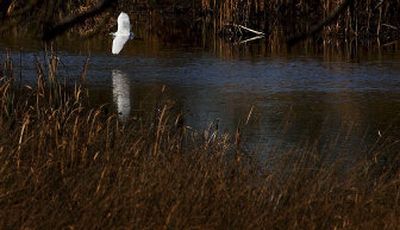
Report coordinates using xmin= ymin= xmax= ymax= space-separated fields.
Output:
xmin=287 ymin=0 xmax=354 ymax=46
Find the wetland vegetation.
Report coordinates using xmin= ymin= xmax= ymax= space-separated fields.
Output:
xmin=1 ymin=0 xmax=400 ymax=229
xmin=1 ymin=0 xmax=399 ymax=46
xmin=1 ymin=46 xmax=400 ymax=230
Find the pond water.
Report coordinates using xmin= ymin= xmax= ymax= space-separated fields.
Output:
xmin=1 ymin=36 xmax=400 ymax=155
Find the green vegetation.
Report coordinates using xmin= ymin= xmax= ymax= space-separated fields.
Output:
xmin=1 ymin=51 xmax=399 ymax=228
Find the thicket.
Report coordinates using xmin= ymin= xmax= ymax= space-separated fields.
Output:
xmin=1 ymin=0 xmax=399 ymax=44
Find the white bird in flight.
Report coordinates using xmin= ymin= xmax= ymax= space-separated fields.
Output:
xmin=110 ymin=12 xmax=134 ymax=55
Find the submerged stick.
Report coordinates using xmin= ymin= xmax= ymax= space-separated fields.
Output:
xmin=231 ymin=24 xmax=265 ymax=36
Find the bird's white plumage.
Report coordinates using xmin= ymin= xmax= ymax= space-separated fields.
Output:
xmin=117 ymin=12 xmax=131 ymax=35
xmin=111 ymin=12 xmax=133 ymax=54
xmin=112 ymin=35 xmax=130 ymax=54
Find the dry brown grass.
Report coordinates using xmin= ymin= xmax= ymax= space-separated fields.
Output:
xmin=0 ymin=52 xmax=399 ymax=229
xmin=201 ymin=0 xmax=400 ymax=45
xmin=2 ymin=0 xmax=399 ymax=44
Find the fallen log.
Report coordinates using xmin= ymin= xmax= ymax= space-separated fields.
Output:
xmin=220 ymin=23 xmax=265 ymax=43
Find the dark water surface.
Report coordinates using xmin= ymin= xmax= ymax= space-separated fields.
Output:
xmin=1 ymin=37 xmax=400 ymax=155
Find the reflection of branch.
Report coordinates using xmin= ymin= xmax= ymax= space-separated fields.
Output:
xmin=238 ymin=35 xmax=265 ymax=44
xmin=287 ymin=0 xmax=354 ymax=46
xmin=42 ymin=0 xmax=114 ymax=41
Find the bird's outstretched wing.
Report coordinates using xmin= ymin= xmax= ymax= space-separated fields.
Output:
xmin=112 ymin=35 xmax=130 ymax=54
xmin=117 ymin=12 xmax=131 ymax=34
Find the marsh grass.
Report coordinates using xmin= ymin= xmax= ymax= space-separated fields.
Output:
xmin=0 ymin=52 xmax=399 ymax=229
xmin=201 ymin=0 xmax=400 ymax=40
xmin=2 ymin=0 xmax=400 ymax=45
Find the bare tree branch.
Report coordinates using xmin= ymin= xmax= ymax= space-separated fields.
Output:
xmin=42 ymin=0 xmax=114 ymax=41
xmin=0 ymin=0 xmax=12 ymax=18
xmin=287 ymin=0 xmax=354 ymax=46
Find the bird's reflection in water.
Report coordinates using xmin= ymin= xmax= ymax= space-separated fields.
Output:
xmin=112 ymin=69 xmax=131 ymax=119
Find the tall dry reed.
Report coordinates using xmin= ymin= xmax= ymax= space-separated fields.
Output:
xmin=0 ymin=51 xmax=399 ymax=229
xmin=201 ymin=0 xmax=400 ymax=45
xmin=2 ymin=0 xmax=399 ymax=44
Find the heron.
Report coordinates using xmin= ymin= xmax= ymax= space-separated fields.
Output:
xmin=110 ymin=12 xmax=134 ymax=55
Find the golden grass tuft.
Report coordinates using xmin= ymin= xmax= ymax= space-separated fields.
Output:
xmin=0 ymin=52 xmax=399 ymax=229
